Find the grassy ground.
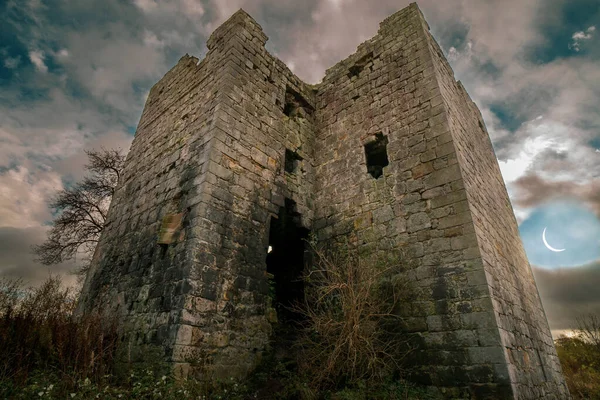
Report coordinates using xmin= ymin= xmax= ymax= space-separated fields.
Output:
xmin=0 ymin=345 xmax=435 ymax=400
xmin=0 ymin=372 xmax=435 ymax=400
xmin=555 ymin=335 xmax=600 ymax=399
xmin=3 ymin=265 xmax=599 ymax=398
xmin=0 ymin=259 xmax=433 ymax=399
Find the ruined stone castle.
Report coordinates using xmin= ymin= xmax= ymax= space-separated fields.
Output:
xmin=78 ymin=3 xmax=570 ymax=398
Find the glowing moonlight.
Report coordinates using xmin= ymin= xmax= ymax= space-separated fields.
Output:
xmin=542 ymin=227 xmax=566 ymax=252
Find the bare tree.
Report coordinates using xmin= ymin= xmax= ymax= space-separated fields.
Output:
xmin=576 ymin=313 xmax=600 ymax=347
xmin=33 ymin=148 xmax=125 ymax=274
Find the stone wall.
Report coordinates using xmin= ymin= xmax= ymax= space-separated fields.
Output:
xmin=313 ymin=4 xmax=513 ymax=398
xmin=77 ymin=14 xmax=271 ymax=372
xmin=423 ymin=14 xmax=569 ymax=398
xmin=79 ymin=9 xmax=319 ymax=379
xmin=78 ymin=3 xmax=569 ymax=398
xmin=79 ymin=48 xmax=227 ymax=370
xmin=169 ymin=10 xmax=318 ymax=378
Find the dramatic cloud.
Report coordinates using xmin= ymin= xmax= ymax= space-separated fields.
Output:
xmin=134 ymin=0 xmax=205 ymax=17
xmin=514 ymin=174 xmax=600 ymax=216
xmin=533 ymin=262 xmax=600 ymax=333
xmin=3 ymin=55 xmax=21 ymax=69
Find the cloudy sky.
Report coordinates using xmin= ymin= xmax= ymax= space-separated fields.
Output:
xmin=1 ymin=0 xmax=599 ymax=334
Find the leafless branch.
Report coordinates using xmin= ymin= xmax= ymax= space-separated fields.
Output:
xmin=32 ymin=148 xmax=125 ymax=267
xmin=290 ymin=239 xmax=414 ymax=389
xmin=576 ymin=314 xmax=600 ymax=347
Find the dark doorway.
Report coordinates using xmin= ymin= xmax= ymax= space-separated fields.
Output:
xmin=266 ymin=199 xmax=309 ymax=322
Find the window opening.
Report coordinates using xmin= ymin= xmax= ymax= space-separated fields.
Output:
xmin=364 ymin=133 xmax=389 ymax=179
xmin=283 ymin=86 xmax=314 ymax=119
xmin=159 ymin=243 xmax=168 ymax=259
xmin=284 ymin=149 xmax=303 ymax=173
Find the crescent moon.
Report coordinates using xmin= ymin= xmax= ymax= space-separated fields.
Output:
xmin=542 ymin=227 xmax=566 ymax=252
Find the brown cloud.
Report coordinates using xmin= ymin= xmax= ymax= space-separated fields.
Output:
xmin=266 ymin=0 xmax=547 ymax=84
xmin=533 ymin=262 xmax=600 ymax=331
xmin=513 ymin=173 xmax=600 ymax=216
xmin=0 ymin=226 xmax=78 ymax=288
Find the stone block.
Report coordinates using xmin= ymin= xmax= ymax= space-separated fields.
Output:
xmin=157 ymin=213 xmax=184 ymax=244
xmin=424 ymin=164 xmax=461 ymax=188
xmin=407 ymin=212 xmax=431 ymax=233
xmin=467 ymin=346 xmax=506 ymax=365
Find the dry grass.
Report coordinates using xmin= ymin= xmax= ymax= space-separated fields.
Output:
xmin=0 ymin=263 xmax=431 ymax=399
xmin=0 ymin=276 xmax=119 ymax=393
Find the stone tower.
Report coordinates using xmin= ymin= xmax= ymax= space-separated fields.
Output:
xmin=78 ymin=3 xmax=569 ymax=398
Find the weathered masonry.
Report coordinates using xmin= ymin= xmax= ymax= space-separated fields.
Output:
xmin=78 ymin=3 xmax=570 ymax=398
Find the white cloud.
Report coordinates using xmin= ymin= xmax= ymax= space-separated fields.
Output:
xmin=447 ymin=46 xmax=459 ymax=60
xmin=28 ymin=49 xmax=48 ymax=73
xmin=447 ymin=41 xmax=472 ymax=62
xmin=134 ymin=0 xmax=205 ymax=17
xmin=181 ymin=0 xmax=205 ymax=16
xmin=498 ymin=116 xmax=597 ymax=186
xmin=570 ymin=26 xmax=596 ymax=52
xmin=3 ymin=55 xmax=21 ymax=69
xmin=60 ymin=24 xmax=168 ymax=113
xmin=0 ymin=88 xmax=117 ymax=168
xmin=326 ymin=0 xmax=344 ymax=10
xmin=133 ymin=0 xmax=159 ymax=13
xmin=498 ymin=133 xmax=558 ymax=184
xmin=0 ymin=166 xmax=62 ymax=229
xmin=143 ymin=30 xmax=165 ymax=48
xmin=51 ymin=130 xmax=133 ymax=182
xmin=56 ymin=48 xmax=69 ymax=58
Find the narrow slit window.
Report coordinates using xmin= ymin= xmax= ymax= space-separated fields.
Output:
xmin=364 ymin=133 xmax=389 ymax=179
xmin=284 ymin=149 xmax=303 ymax=173
xmin=159 ymin=243 xmax=168 ymax=259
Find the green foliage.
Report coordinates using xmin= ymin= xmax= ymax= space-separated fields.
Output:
xmin=331 ymin=379 xmax=437 ymax=400
xmin=0 ymin=368 xmax=436 ymax=400
xmin=556 ymin=333 xmax=600 ymax=399
xmin=0 ymin=369 xmax=237 ymax=400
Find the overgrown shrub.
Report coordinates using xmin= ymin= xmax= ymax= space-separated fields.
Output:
xmin=0 ymin=276 xmax=118 ymax=396
xmin=555 ymin=314 xmax=600 ymax=399
xmin=292 ymin=239 xmax=414 ymax=391
xmin=0 ymin=263 xmax=431 ymax=399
